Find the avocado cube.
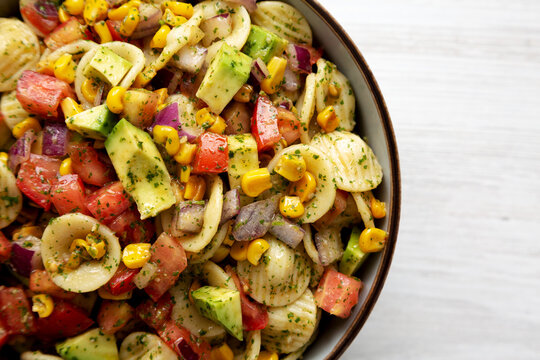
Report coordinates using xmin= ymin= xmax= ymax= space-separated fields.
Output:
xmin=105 ymin=119 xmax=175 ymax=219
xmin=196 ymin=43 xmax=252 ymax=114
xmin=83 ymin=47 xmax=133 ymax=86
xmin=242 ymin=25 xmax=289 ymax=63
xmin=56 ymin=328 xmax=118 ymax=360
xmin=192 ymin=286 xmax=243 ymax=341
xmin=66 ymin=104 xmax=117 ymax=140
xmin=339 ymin=227 xmax=369 ymax=276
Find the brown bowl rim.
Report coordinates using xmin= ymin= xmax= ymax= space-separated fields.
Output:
xmin=297 ymin=0 xmax=402 ymax=358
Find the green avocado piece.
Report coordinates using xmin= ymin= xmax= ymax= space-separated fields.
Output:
xmin=242 ymin=25 xmax=289 ymax=63
xmin=196 ymin=43 xmax=252 ymax=114
xmin=105 ymin=119 xmax=175 ymax=219
xmin=55 ymin=328 xmax=118 ymax=360
xmin=66 ymin=104 xmax=117 ymax=140
xmin=192 ymin=286 xmax=243 ymax=341
xmin=83 ymin=47 xmax=132 ymax=86
xmin=339 ymin=227 xmax=369 ymax=276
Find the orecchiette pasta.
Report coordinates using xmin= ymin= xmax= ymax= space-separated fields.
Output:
xmin=0 ymin=162 xmax=22 ymax=229
xmin=252 ymin=1 xmax=312 ymax=45
xmin=295 ymin=73 xmax=317 ymax=144
xmin=119 ymin=332 xmax=178 ymax=360
xmin=0 ymin=91 xmax=28 ymax=130
xmin=188 ymin=221 xmax=231 ymax=264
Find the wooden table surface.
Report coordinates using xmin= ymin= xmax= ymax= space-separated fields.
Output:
xmin=315 ymin=0 xmax=540 ymax=359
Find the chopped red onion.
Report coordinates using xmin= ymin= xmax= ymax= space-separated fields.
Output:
xmin=174 ymin=338 xmax=199 ymax=360
xmin=167 ymin=71 xmax=182 ymax=95
xmin=268 ymin=214 xmax=305 ymax=248
xmin=8 ymin=129 xmax=36 ymax=171
xmin=42 ymin=123 xmax=68 ymax=157
xmin=285 ymin=44 xmax=312 ymax=74
xmin=251 ymin=58 xmax=269 ymax=83
xmin=220 ymin=188 xmax=240 ymax=225
xmin=200 ymin=13 xmax=232 ymax=47
xmin=232 ymin=196 xmax=279 ymax=242
xmin=172 ymin=201 xmax=206 ymax=235
xmin=173 ymin=45 xmax=208 ymax=74
xmin=226 ymin=0 xmax=257 ymax=12
xmin=223 ymin=102 xmax=251 ymax=135
xmin=94 ymin=83 xmax=105 ymax=107
xmin=278 ymin=101 xmax=292 ymax=110
xmin=34 ymin=0 xmax=58 ymax=20
xmin=132 ymin=3 xmax=162 ymax=39
xmin=282 ymin=65 xmax=300 ymax=91
xmin=315 ymin=228 xmax=344 ymax=266
xmin=10 ymin=235 xmax=41 ymax=278
xmin=149 ymin=103 xmax=199 ymax=142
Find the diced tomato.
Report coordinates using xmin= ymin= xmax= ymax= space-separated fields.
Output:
xmin=0 ymin=318 xmax=8 ymax=348
xmin=251 ymin=96 xmax=281 ymax=151
xmin=122 ymin=89 xmax=159 ymax=128
xmin=135 ymin=292 xmax=173 ymax=329
xmin=106 ymin=20 xmax=126 ymax=42
xmin=97 ymin=300 xmax=134 ymax=335
xmin=103 ymin=263 xmax=140 ymax=296
xmin=35 ymin=299 xmax=94 ymax=339
xmin=20 ymin=0 xmax=59 ymax=36
xmin=226 ymin=266 xmax=268 ymax=331
xmin=16 ymin=71 xmax=75 ymax=119
xmin=51 ymin=174 xmax=88 ymax=215
xmin=45 ymin=17 xmax=89 ymax=50
xmin=314 ymin=268 xmax=363 ymax=319
xmin=16 ymin=154 xmax=61 ymax=211
xmin=277 ymin=107 xmax=301 ymax=145
xmin=145 ymin=234 xmax=188 ymax=301
xmin=29 ymin=270 xmax=75 ymax=300
xmin=0 ymin=231 xmax=11 ymax=263
xmin=158 ymin=320 xmax=211 ymax=360
xmin=0 ymin=287 xmax=36 ymax=335
xmin=192 ymin=132 xmax=228 ymax=174
xmin=107 ymin=207 xmax=155 ymax=246
xmin=313 ymin=189 xmax=349 ymax=231
xmin=85 ymin=181 xmax=131 ymax=222
xmin=68 ymin=142 xmax=115 ymax=186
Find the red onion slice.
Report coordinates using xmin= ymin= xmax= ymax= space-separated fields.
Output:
xmin=282 ymin=65 xmax=300 ymax=91
xmin=251 ymin=58 xmax=269 ymax=83
xmin=268 ymin=213 xmax=305 ymax=248
xmin=11 ymin=235 xmax=41 ymax=278
xmin=131 ymin=3 xmax=162 ymax=39
xmin=173 ymin=44 xmax=208 ymax=74
xmin=172 ymin=201 xmax=206 ymax=234
xmin=285 ymin=44 xmax=312 ymax=74
xmin=226 ymin=0 xmax=257 ymax=12
xmin=8 ymin=129 xmax=36 ymax=171
xmin=42 ymin=123 xmax=68 ymax=157
xmin=315 ymin=229 xmax=343 ymax=266
xmin=232 ymin=196 xmax=279 ymax=242
xmin=200 ymin=14 xmax=232 ymax=47
xmin=149 ymin=102 xmax=199 ymax=142
xmin=220 ymin=188 xmax=240 ymax=225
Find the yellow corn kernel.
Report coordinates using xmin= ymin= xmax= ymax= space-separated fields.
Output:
xmin=328 ymin=83 xmax=341 ymax=97
xmin=36 ymin=60 xmax=55 ymax=76
xmin=94 ymin=20 xmax=113 ymax=43
xmin=274 ymin=154 xmax=306 ymax=182
xmin=106 ymin=86 xmax=127 ymax=114
xmin=279 ymin=196 xmax=304 ymax=219
xmin=150 ymin=24 xmax=171 ymax=48
xmin=230 ymin=241 xmax=248 ymax=262
xmin=0 ymin=152 xmax=8 ymax=166
xmin=82 ymin=78 xmax=99 ymax=103
xmin=86 ymin=233 xmax=107 ymax=259
xmin=174 ymin=142 xmax=197 ymax=165
xmin=120 ymin=7 xmax=140 ymax=37
xmin=12 ymin=117 xmax=41 ymax=139
xmin=233 ymin=84 xmax=253 ymax=103
xmin=210 ymin=343 xmax=234 ymax=360
xmin=61 ymin=97 xmax=84 ymax=119
xmin=13 ymin=226 xmax=43 ymax=240
xmin=208 ymin=116 xmax=226 ymax=134
xmin=196 ymin=107 xmax=215 ymax=127
xmin=59 ymin=158 xmax=73 ymax=176
xmin=241 ymin=168 xmax=272 ymax=198
xmin=67 ymin=238 xmax=89 ymax=269
xmin=154 ymin=88 xmax=168 ymax=108
xmin=108 ymin=3 xmax=130 ymax=21
xmin=32 ymin=294 xmax=54 ymax=318
xmin=133 ymin=67 xmax=156 ymax=88
xmin=359 ymin=227 xmax=388 ymax=253
xmin=153 ymin=125 xmax=181 ymax=156
xmin=163 ymin=1 xmax=193 ymax=18
xmin=84 ymin=0 xmax=109 ymax=26
xmin=316 ymin=105 xmax=340 ymax=133
xmin=260 ymin=57 xmax=288 ymax=94
xmin=178 ymin=165 xmax=191 ymax=183
xmin=63 ymin=0 xmax=84 ymax=15
xmin=162 ymin=8 xmax=187 ymax=27
xmin=371 ymin=197 xmax=386 ymax=219
xmin=247 ymin=239 xmax=270 ymax=266
xmin=211 ymin=246 xmax=230 ymax=263
xmin=98 ymin=287 xmax=133 ymax=300
xmin=258 ymin=351 xmax=279 ymax=360
xmin=53 ymin=54 xmax=76 ymax=84
xmin=122 ymin=243 xmax=152 ymax=269
xmin=184 ymin=175 xmax=206 ymax=201
xmin=58 ymin=7 xmax=70 ymax=23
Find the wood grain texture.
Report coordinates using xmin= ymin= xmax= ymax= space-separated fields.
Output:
xmin=315 ymin=0 xmax=540 ymax=359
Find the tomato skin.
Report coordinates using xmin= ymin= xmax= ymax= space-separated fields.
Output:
xmin=35 ymin=299 xmax=94 ymax=339
xmin=103 ymin=263 xmax=140 ymax=296
xmin=145 ymin=234 xmax=188 ymax=301
xmin=0 ymin=287 xmax=36 ymax=335
xmin=45 ymin=17 xmax=89 ymax=50
xmin=158 ymin=320 xmax=211 ymax=360
xmin=277 ymin=107 xmax=301 ymax=145
xmin=251 ymin=96 xmax=281 ymax=151
xmin=29 ymin=270 xmax=75 ymax=300
xmin=107 ymin=208 xmax=155 ymax=247
xmin=16 ymin=71 xmax=75 ymax=119
xmin=68 ymin=142 xmax=115 ymax=186
xmin=314 ymin=268 xmax=363 ymax=319
xmin=51 ymin=174 xmax=89 ymax=215
xmin=20 ymin=1 xmax=59 ymax=36
xmin=97 ymin=300 xmax=134 ymax=335
xmin=105 ymin=20 xmax=126 ymax=41
xmin=192 ymin=132 xmax=228 ymax=174
xmin=0 ymin=317 xmax=8 ymax=348
xmin=0 ymin=231 xmax=11 ymax=263
xmin=313 ymin=189 xmax=348 ymax=231
xmin=85 ymin=181 xmax=131 ymax=222
xmin=16 ymin=154 xmax=61 ymax=211
xmin=135 ymin=293 xmax=173 ymax=330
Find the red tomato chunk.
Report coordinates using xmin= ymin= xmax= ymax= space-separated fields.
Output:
xmin=103 ymin=263 xmax=140 ymax=296
xmin=136 ymin=293 xmax=173 ymax=330
xmin=314 ymin=268 xmax=363 ymax=319
xmin=51 ymin=174 xmax=88 ymax=215
xmin=16 ymin=154 xmax=61 ymax=211
xmin=0 ymin=231 xmax=11 ymax=263
xmin=0 ymin=287 xmax=35 ymax=335
xmin=158 ymin=320 xmax=211 ymax=360
xmin=35 ymin=299 xmax=94 ymax=340
xmin=45 ymin=17 xmax=90 ymax=50
xmin=20 ymin=1 xmax=58 ymax=35
xmin=97 ymin=300 xmax=134 ymax=335
xmin=85 ymin=181 xmax=131 ymax=222
xmin=251 ymin=96 xmax=281 ymax=151
xmin=192 ymin=132 xmax=228 ymax=174
xmin=29 ymin=270 xmax=75 ymax=300
xmin=107 ymin=207 xmax=155 ymax=246
xmin=68 ymin=142 xmax=115 ymax=186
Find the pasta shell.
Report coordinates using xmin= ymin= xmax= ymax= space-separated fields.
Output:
xmin=0 ymin=91 xmax=29 ymax=130
xmin=119 ymin=332 xmax=178 ymax=360
xmin=252 ymin=1 xmax=312 ymax=45
xmin=0 ymin=161 xmax=22 ymax=229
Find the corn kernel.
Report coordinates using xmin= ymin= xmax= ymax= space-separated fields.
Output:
xmin=94 ymin=20 xmax=113 ymax=43
xmin=82 ymin=78 xmax=99 ymax=103
xmin=86 ymin=233 xmax=107 ymax=259
xmin=154 ymin=88 xmax=168 ymax=108
xmin=210 ymin=343 xmax=234 ymax=360
xmin=67 ymin=238 xmax=89 ymax=269
xmin=122 ymin=243 xmax=152 ymax=269
xmin=153 ymin=125 xmax=181 ymax=156
xmin=274 ymin=154 xmax=306 ymax=182
xmin=230 ymin=241 xmax=248 ymax=262
xmin=196 ymin=108 xmax=215 ymax=127
xmin=133 ymin=68 xmax=156 ymax=88
xmin=58 ymin=7 xmax=70 ymax=23
xmin=371 ymin=197 xmax=386 ymax=219
xmin=63 ymin=0 xmax=84 ymax=15
xmin=223 ymin=224 xmax=234 ymax=246
xmin=98 ymin=287 xmax=133 ymax=300
xmin=260 ymin=57 xmax=288 ymax=94
xmin=0 ymin=152 xmax=8 ymax=167
xmin=184 ymin=175 xmax=206 ymax=200
xmin=150 ymin=24 xmax=171 ymax=48
xmin=208 ymin=116 xmax=226 ymax=134
xmin=328 ymin=83 xmax=341 ymax=97
xmin=179 ymin=165 xmax=191 ymax=183
xmin=84 ymin=0 xmax=109 ymax=26
xmin=279 ymin=196 xmax=304 ymax=218
xmin=258 ymin=351 xmax=279 ymax=360
xmin=120 ymin=6 xmax=140 ymax=37
xmin=13 ymin=226 xmax=43 ymax=240
xmin=61 ymin=98 xmax=83 ymax=123
xmin=106 ymin=86 xmax=127 ymax=114
xmin=233 ymin=84 xmax=253 ymax=103
xmin=32 ymin=294 xmax=54 ymax=318
xmin=59 ymin=158 xmax=73 ymax=176
xmin=12 ymin=117 xmax=41 ymax=139
xmin=108 ymin=2 xmax=130 ymax=21
xmin=247 ymin=239 xmax=270 ymax=266
xmin=316 ymin=105 xmax=340 ymax=133
xmin=241 ymin=168 xmax=272 ymax=197
xmin=54 ymin=54 xmax=76 ymax=84
xmin=174 ymin=142 xmax=197 ymax=165
xmin=36 ymin=60 xmax=55 ymax=76
xmin=163 ymin=1 xmax=193 ymax=18
xmin=359 ymin=227 xmax=388 ymax=253
xmin=162 ymin=8 xmax=187 ymax=27
xmin=211 ymin=246 xmax=230 ymax=263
